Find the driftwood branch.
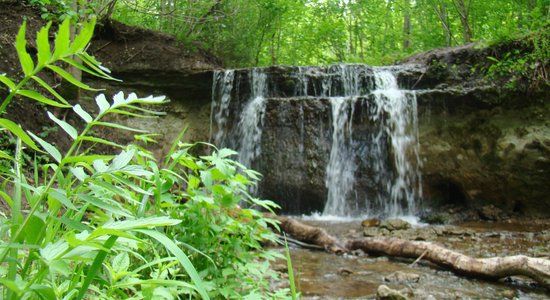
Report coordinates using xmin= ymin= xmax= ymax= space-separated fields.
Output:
xmin=265 ymin=213 xmax=346 ymax=253
xmin=347 ymin=238 xmax=550 ymax=288
xmin=267 ymin=214 xmax=550 ymax=288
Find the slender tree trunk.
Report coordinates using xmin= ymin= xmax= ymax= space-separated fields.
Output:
xmin=432 ymin=1 xmax=456 ymax=47
xmin=103 ymin=0 xmax=118 ymax=20
xmin=403 ymin=0 xmax=412 ymax=50
xmin=453 ymin=0 xmax=472 ymax=43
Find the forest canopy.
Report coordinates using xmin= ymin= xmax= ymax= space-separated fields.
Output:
xmin=28 ymin=0 xmax=550 ymax=67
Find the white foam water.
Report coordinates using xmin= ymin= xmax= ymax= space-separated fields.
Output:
xmin=210 ymin=70 xmax=235 ymax=146
xmin=372 ymin=69 xmax=422 ymax=217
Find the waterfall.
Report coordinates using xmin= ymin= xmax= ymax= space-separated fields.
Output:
xmin=210 ymin=65 xmax=422 ymax=217
xmin=210 ymin=70 xmax=235 ymax=146
xmin=321 ymin=67 xmax=422 ymax=217
xmin=371 ymin=69 xmax=422 ymax=217
xmin=323 ymin=97 xmax=358 ymax=216
xmin=211 ymin=68 xmax=268 ymax=169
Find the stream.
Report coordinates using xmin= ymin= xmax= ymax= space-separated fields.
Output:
xmin=277 ymin=218 xmax=550 ymax=299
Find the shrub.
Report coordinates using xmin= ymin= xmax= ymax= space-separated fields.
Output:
xmin=0 ymin=17 xmax=289 ymax=299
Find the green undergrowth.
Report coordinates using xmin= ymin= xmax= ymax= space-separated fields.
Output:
xmin=0 ymin=17 xmax=293 ymax=299
xmin=485 ymin=28 xmax=549 ymax=91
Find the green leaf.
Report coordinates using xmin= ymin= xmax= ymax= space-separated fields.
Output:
xmin=36 ymin=22 xmax=52 ymax=66
xmin=70 ymin=166 xmax=89 ymax=181
xmin=75 ymin=235 xmax=117 ymax=300
xmin=0 ymin=190 xmax=14 ymax=208
xmin=22 ymin=214 xmax=45 ymax=245
xmin=200 ymin=170 xmax=213 ymax=190
xmin=48 ymin=188 xmax=77 ymax=211
xmin=135 ymin=229 xmax=210 ymax=300
xmin=78 ymin=136 xmax=124 ymax=149
xmin=103 ymin=217 xmax=181 ymax=230
xmin=46 ymin=65 xmax=100 ymax=91
xmin=0 ymin=118 xmax=40 ymax=151
xmin=47 ymin=111 xmax=77 ymax=139
xmin=63 ymin=154 xmax=113 ymax=165
xmin=94 ymin=121 xmax=148 ymax=133
xmin=77 ymin=52 xmax=118 ymax=80
xmin=27 ymin=131 xmax=62 ymax=163
xmin=0 ymin=278 xmax=24 ymax=295
xmin=0 ymin=150 xmax=13 ymax=161
xmin=76 ymin=194 xmax=132 ymax=218
xmin=61 ymin=56 xmax=114 ymax=80
xmin=113 ymin=279 xmax=196 ymax=290
xmin=48 ymin=260 xmax=70 ymax=276
xmin=40 ymin=239 xmax=69 ymax=262
xmin=53 ymin=18 xmax=70 ymax=58
xmin=57 ymin=216 xmax=89 ymax=232
xmin=16 ymin=89 xmax=71 ymax=108
xmin=94 ymin=94 xmax=110 ymax=114
xmin=31 ymin=75 xmax=70 ymax=105
xmin=0 ymin=74 xmax=16 ymax=90
xmin=111 ymin=252 xmax=130 ymax=273
xmin=70 ymin=18 xmax=96 ymax=53
xmin=15 ymin=21 xmax=35 ymax=76
xmin=218 ymin=148 xmax=238 ymax=158
xmin=109 ymin=149 xmax=135 ymax=171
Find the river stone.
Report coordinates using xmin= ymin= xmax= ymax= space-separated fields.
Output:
xmin=380 ymin=219 xmax=412 ymax=231
xmin=362 ymin=218 xmax=381 ymax=227
xmin=384 ymin=271 xmax=420 ymax=283
xmin=478 ymin=204 xmax=504 ymax=221
xmin=376 ymin=285 xmax=408 ymax=300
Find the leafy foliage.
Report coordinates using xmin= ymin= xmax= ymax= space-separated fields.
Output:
xmin=25 ymin=0 xmax=550 ymax=67
xmin=485 ymin=28 xmax=550 ymax=89
xmin=0 ymin=16 xmax=290 ymax=300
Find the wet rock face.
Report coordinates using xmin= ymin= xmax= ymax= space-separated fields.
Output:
xmin=212 ymin=63 xmax=550 ymax=217
xmin=418 ymin=102 xmax=550 ymax=216
xmin=260 ymin=96 xmax=392 ymax=213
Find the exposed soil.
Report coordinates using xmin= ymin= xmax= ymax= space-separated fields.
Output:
xmin=0 ymin=0 xmax=218 ymax=156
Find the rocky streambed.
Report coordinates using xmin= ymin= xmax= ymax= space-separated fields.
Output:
xmin=273 ymin=218 xmax=549 ymax=299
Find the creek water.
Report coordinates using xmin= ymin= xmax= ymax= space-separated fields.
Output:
xmin=277 ymin=219 xmax=549 ymax=299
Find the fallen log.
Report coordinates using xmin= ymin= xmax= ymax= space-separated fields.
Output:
xmin=347 ymin=238 xmax=550 ymax=288
xmin=266 ymin=214 xmax=550 ymax=288
xmin=264 ymin=213 xmax=346 ymax=253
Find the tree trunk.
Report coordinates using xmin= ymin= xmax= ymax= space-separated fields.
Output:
xmin=403 ymin=0 xmax=412 ymax=50
xmin=453 ymin=0 xmax=472 ymax=43
xmin=432 ymin=1 xmax=456 ymax=47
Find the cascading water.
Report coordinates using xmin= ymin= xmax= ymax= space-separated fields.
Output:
xmin=321 ymin=67 xmax=422 ymax=217
xmin=323 ymin=97 xmax=358 ymax=216
xmin=210 ymin=70 xmax=235 ymax=146
xmin=210 ymin=65 xmax=422 ymax=217
xmin=211 ymin=68 xmax=268 ymax=169
xmin=371 ymin=69 xmax=422 ymax=217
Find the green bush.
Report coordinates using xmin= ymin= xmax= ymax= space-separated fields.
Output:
xmin=0 ymin=17 xmax=290 ymax=299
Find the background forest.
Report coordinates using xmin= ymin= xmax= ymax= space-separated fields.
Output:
xmin=28 ymin=0 xmax=550 ymax=67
